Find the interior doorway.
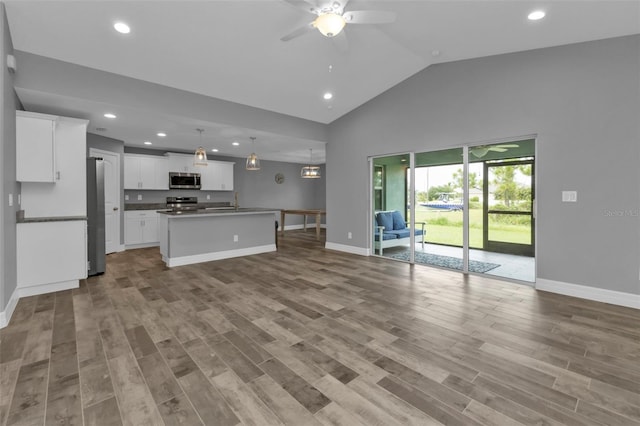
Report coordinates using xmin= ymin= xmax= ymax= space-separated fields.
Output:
xmin=89 ymin=148 xmax=121 ymax=254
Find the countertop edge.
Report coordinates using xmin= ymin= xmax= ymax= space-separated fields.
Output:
xmin=158 ymin=209 xmax=280 ymax=218
xmin=17 ymin=216 xmax=88 ymax=224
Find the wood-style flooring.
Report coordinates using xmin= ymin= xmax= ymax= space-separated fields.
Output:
xmin=1 ymin=229 xmax=639 ymax=425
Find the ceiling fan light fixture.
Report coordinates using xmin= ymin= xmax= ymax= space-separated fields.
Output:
xmin=470 ymin=147 xmax=489 ymax=158
xmin=313 ymin=13 xmax=346 ymax=37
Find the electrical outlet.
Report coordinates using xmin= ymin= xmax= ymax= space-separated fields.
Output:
xmin=8 ymin=193 xmax=13 ymax=207
xmin=206 ymin=194 xmax=211 ymax=200
xmin=17 ymin=194 xmax=21 ymax=205
xmin=233 ymin=235 xmax=238 ymax=242
xmin=562 ymin=191 xmax=577 ymax=202
xmin=348 ymin=232 xmax=352 ymax=239
xmin=137 ymin=194 xmax=142 ymax=201
xmin=125 ymin=194 xmax=129 ymax=201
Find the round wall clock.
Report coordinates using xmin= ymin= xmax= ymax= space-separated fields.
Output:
xmin=275 ymin=173 xmax=285 ymax=184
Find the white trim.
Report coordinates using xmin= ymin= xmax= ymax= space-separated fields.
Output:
xmin=164 ymin=244 xmax=276 ymax=267
xmin=17 ymin=280 xmax=79 ymax=298
xmin=325 ymin=242 xmax=369 ymax=256
xmin=0 ymin=288 xmax=19 ymax=329
xmin=118 ymin=244 xmax=126 ymax=252
xmin=125 ymin=242 xmax=160 ymax=250
xmin=536 ymin=279 xmax=640 ymax=309
xmin=283 ymin=224 xmax=327 ymax=231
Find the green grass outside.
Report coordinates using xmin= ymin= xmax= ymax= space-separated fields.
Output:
xmin=410 ymin=208 xmax=531 ymax=248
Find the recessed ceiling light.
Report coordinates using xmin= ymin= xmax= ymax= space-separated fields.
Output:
xmin=103 ymin=113 xmax=116 ymax=119
xmin=211 ymin=148 xmax=219 ymax=152
xmin=232 ymin=142 xmax=240 ymax=146
xmin=144 ymin=141 xmax=152 ymax=145
xmin=528 ymin=10 xmax=546 ymax=20
xmin=323 ymin=92 xmax=333 ymax=100
xmin=113 ymin=22 xmax=130 ymax=34
xmin=157 ymin=132 xmax=167 ymax=137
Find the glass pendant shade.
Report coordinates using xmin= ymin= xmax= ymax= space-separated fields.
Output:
xmin=301 ymin=149 xmax=321 ymax=178
xmin=246 ymin=153 xmax=260 ymax=170
xmin=301 ymin=165 xmax=321 ymax=178
xmin=313 ymin=13 xmax=346 ymax=37
xmin=194 ymin=129 xmax=208 ymax=166
xmin=246 ymin=137 xmax=260 ymax=170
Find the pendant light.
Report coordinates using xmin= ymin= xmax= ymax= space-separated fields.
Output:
xmin=301 ymin=149 xmax=321 ymax=178
xmin=246 ymin=136 xmax=260 ymax=170
xmin=193 ymin=129 xmax=208 ymax=166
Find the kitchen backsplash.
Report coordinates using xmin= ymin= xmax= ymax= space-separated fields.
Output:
xmin=123 ymin=189 xmax=234 ymax=204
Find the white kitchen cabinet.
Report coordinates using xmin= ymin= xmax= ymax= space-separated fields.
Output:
xmin=198 ymin=160 xmax=234 ymax=191
xmin=124 ymin=154 xmax=169 ymax=190
xmin=167 ymin=153 xmax=197 ymax=173
xmin=20 ymin=114 xmax=89 ymax=218
xmin=16 ymin=111 xmax=58 ymax=182
xmin=125 ymin=210 xmax=160 ymax=246
xmin=213 ymin=161 xmax=234 ymax=191
xmin=17 ymin=221 xmax=87 ymax=295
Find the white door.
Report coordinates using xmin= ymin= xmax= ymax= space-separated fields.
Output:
xmin=90 ymin=148 xmax=121 ymax=254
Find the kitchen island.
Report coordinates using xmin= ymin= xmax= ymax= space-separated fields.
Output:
xmin=158 ymin=208 xmax=279 ymax=267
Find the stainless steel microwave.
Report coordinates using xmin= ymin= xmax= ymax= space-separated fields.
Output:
xmin=169 ymin=172 xmax=201 ymax=189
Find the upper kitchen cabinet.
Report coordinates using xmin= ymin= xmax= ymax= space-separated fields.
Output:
xmin=124 ymin=154 xmax=169 ymax=190
xmin=16 ymin=111 xmax=58 ymax=182
xmin=205 ymin=160 xmax=234 ymax=191
xmin=19 ymin=112 xmax=89 ymax=218
xmin=166 ymin=153 xmax=197 ymax=173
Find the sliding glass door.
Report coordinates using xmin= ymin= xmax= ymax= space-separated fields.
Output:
xmin=371 ymin=138 xmax=535 ymax=283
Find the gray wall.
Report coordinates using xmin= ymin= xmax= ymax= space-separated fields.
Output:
xmin=327 ymin=35 xmax=640 ymax=295
xmin=0 ymin=3 xmax=18 ymax=313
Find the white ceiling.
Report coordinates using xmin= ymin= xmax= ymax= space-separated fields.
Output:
xmin=6 ymin=0 xmax=640 ymax=163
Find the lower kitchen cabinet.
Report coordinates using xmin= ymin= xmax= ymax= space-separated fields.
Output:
xmin=125 ymin=210 xmax=160 ymax=247
xmin=17 ymin=220 xmax=88 ymax=296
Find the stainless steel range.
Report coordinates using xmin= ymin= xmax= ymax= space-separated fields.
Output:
xmin=166 ymin=196 xmax=198 ymax=212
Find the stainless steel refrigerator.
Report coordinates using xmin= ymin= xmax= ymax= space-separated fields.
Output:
xmin=87 ymin=157 xmax=106 ymax=275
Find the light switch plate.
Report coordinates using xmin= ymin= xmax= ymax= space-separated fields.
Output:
xmin=562 ymin=191 xmax=577 ymax=202
xmin=125 ymin=194 xmax=129 ymax=201
xmin=206 ymin=195 xmax=211 ymax=200
xmin=137 ymin=194 xmax=142 ymax=201
xmin=8 ymin=193 xmax=13 ymax=207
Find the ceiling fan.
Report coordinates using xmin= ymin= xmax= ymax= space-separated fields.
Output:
xmin=470 ymin=144 xmax=519 ymax=158
xmin=280 ymin=0 xmax=396 ymax=42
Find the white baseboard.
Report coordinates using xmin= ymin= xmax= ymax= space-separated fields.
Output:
xmin=17 ymin=280 xmax=79 ymax=298
xmin=164 ymin=244 xmax=277 ymax=267
xmin=325 ymin=242 xmax=370 ymax=256
xmin=536 ymin=278 xmax=640 ymax=309
xmin=282 ymin=224 xmax=327 ymax=231
xmin=0 ymin=288 xmax=19 ymax=329
xmin=124 ymin=242 xmax=160 ymax=250
xmin=118 ymin=244 xmax=126 ymax=252
xmin=1 ymin=280 xmax=80 ymax=329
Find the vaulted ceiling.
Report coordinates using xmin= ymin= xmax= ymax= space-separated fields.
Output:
xmin=6 ymin=1 xmax=640 ymax=163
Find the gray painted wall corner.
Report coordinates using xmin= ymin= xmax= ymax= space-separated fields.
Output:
xmin=1 ymin=2 xmax=18 ymax=314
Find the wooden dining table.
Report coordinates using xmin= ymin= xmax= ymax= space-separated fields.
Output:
xmin=280 ymin=209 xmax=326 ymax=240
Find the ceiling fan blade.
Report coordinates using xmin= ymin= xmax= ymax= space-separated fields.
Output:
xmin=343 ymin=10 xmax=396 ymax=25
xmin=496 ymin=144 xmax=519 ymax=148
xmin=489 ymin=148 xmax=508 ymax=152
xmin=334 ymin=0 xmax=350 ymax=13
xmin=280 ymin=22 xmax=315 ymax=41
xmin=332 ymin=30 xmax=349 ymax=53
xmin=282 ymin=0 xmax=319 ymax=15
